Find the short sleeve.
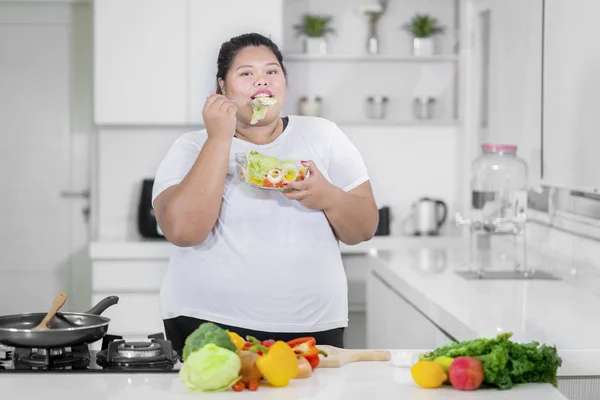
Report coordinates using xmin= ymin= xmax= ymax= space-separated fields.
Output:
xmin=151 ymin=133 xmax=204 ymax=206
xmin=327 ymin=124 xmax=370 ymax=192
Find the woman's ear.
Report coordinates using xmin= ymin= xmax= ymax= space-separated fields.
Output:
xmin=217 ymin=78 xmax=226 ymax=95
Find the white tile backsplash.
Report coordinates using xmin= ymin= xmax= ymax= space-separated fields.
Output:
xmin=96 ymin=124 xmax=461 ymax=240
xmin=97 ymin=126 xmax=191 ymax=240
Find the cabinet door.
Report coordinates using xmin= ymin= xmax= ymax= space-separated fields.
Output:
xmin=366 ymin=271 xmax=453 ymax=350
xmin=94 ymin=0 xmax=187 ymax=124
xmin=188 ymin=0 xmax=283 ymax=125
xmin=485 ymin=0 xmax=544 ymax=183
xmin=543 ymin=0 xmax=600 ymax=191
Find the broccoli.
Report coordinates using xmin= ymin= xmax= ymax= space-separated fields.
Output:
xmin=182 ymin=322 xmax=237 ymax=361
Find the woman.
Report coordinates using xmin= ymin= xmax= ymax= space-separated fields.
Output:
xmin=152 ymin=33 xmax=379 ymax=357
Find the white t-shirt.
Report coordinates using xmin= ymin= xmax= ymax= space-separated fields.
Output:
xmin=152 ymin=115 xmax=370 ymax=332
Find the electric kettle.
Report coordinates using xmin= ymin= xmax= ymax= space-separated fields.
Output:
xmin=402 ymin=197 xmax=448 ymax=236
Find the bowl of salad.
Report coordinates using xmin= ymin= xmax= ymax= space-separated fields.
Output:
xmin=235 ymin=150 xmax=308 ymax=191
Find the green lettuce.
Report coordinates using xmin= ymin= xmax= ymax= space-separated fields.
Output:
xmin=418 ymin=333 xmax=562 ymax=390
xmin=245 ymin=149 xmax=295 ymax=183
xmin=250 ymin=96 xmax=277 ymax=124
xmin=179 ymin=344 xmax=241 ymax=392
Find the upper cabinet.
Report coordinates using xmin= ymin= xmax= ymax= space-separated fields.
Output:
xmin=94 ymin=0 xmax=283 ymax=126
xmin=187 ymin=0 xmax=283 ymax=125
xmin=483 ymin=0 xmax=543 ymax=184
xmin=543 ymin=0 xmax=600 ymax=192
xmin=94 ymin=0 xmax=188 ymax=125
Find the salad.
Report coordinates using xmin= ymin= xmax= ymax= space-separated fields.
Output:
xmin=237 ymin=150 xmax=308 ymax=190
xmin=250 ymin=94 xmax=277 ymax=125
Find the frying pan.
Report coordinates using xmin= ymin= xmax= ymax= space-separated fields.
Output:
xmin=0 ymin=295 xmax=119 ymax=348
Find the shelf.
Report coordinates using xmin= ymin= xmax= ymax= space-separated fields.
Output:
xmin=285 ymin=54 xmax=458 ymax=62
xmin=334 ymin=120 xmax=461 ymax=128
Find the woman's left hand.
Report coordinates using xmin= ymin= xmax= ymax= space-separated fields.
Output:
xmin=283 ymin=161 xmax=341 ymax=211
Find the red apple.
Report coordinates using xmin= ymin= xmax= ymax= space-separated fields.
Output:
xmin=449 ymin=356 xmax=484 ymax=391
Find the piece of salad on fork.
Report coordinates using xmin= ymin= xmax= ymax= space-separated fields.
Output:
xmin=236 ymin=149 xmax=308 ymax=190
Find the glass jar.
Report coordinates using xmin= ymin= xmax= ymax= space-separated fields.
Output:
xmin=468 ymin=144 xmax=529 ymax=271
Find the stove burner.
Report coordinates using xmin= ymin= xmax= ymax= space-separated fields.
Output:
xmin=37 ymin=348 xmax=64 ymax=357
xmin=13 ymin=345 xmax=90 ymax=370
xmin=117 ymin=342 xmax=162 ymax=358
xmin=96 ymin=333 xmax=177 ymax=371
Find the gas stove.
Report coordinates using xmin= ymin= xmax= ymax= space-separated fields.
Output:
xmin=0 ymin=333 xmax=181 ymax=373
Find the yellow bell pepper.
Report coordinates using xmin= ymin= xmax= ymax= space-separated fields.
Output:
xmin=249 ymin=338 xmax=298 ymax=387
xmin=227 ymin=331 xmax=246 ymax=351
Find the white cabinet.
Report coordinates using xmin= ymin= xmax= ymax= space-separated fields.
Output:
xmin=188 ymin=0 xmax=283 ymax=124
xmin=91 ymin=259 xmax=168 ymax=342
xmin=485 ymin=0 xmax=543 ymax=184
xmin=94 ymin=0 xmax=283 ymax=125
xmin=366 ymin=270 xmax=453 ymax=349
xmin=542 ymin=0 xmax=600 ymax=191
xmin=94 ymin=0 xmax=188 ymax=125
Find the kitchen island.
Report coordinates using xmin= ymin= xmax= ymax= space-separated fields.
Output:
xmin=2 ymin=358 xmax=566 ymax=399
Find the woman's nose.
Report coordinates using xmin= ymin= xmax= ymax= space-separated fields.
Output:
xmin=254 ymin=75 xmax=269 ymax=87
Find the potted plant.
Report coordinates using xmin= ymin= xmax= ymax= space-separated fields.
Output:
xmin=402 ymin=14 xmax=445 ymax=56
xmin=293 ymin=14 xmax=335 ymax=55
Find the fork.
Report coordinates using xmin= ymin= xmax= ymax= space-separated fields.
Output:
xmin=227 ymin=98 xmax=250 ymax=103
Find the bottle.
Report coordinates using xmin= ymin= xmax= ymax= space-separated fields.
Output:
xmin=469 ymin=144 xmax=529 ymax=272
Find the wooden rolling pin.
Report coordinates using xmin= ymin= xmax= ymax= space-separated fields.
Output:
xmin=316 ymin=345 xmax=391 ymax=368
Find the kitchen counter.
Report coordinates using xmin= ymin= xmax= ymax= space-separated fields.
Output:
xmin=88 ymin=235 xmax=462 ymax=260
xmin=2 ymin=358 xmax=566 ymax=399
xmin=366 ymin=243 xmax=600 ymax=377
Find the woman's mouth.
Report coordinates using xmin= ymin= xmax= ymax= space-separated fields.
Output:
xmin=251 ymin=90 xmax=273 ymax=99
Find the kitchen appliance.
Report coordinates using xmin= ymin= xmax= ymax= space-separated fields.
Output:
xmin=0 ymin=332 xmax=179 ymax=373
xmin=402 ymin=197 xmax=448 ymax=236
xmin=138 ymin=179 xmax=165 ymax=239
xmin=374 ymin=206 xmax=391 ymax=236
xmin=0 ymin=296 xmax=118 ymax=348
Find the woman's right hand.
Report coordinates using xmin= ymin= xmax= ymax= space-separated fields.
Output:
xmin=202 ymin=92 xmax=238 ymax=141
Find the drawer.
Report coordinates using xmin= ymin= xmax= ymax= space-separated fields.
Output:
xmin=92 ymin=293 xmax=163 ymax=336
xmin=92 ymin=260 xmax=168 ymax=291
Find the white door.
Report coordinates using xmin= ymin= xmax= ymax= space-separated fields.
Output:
xmin=0 ymin=3 xmax=92 ymax=314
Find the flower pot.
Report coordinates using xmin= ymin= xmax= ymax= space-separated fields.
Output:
xmin=412 ymin=37 xmax=435 ymax=56
xmin=303 ymin=37 xmax=327 ymax=55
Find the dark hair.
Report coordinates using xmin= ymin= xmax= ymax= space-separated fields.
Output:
xmin=216 ymin=33 xmax=287 ymax=95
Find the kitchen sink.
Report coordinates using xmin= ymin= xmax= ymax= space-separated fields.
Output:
xmin=455 ymin=269 xmax=561 ymax=280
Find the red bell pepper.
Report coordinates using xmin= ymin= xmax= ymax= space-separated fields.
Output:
xmin=287 ymin=337 xmax=328 ymax=370
xmin=242 ymin=338 xmax=276 ymax=355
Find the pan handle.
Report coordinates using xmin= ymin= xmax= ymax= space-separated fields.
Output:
xmin=85 ymin=296 xmax=119 ymax=315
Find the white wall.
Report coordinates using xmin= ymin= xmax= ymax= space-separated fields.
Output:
xmin=96 ymin=125 xmax=461 ymax=240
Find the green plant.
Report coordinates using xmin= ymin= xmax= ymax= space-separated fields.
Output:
xmin=402 ymin=14 xmax=445 ymax=38
xmin=293 ymin=14 xmax=335 ymax=38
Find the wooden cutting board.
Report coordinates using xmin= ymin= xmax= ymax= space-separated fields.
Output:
xmin=316 ymin=345 xmax=391 ymax=368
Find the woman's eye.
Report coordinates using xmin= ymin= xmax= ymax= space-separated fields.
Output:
xmin=267 ymin=70 xmax=278 ymax=75
xmin=240 ymin=72 xmax=252 ymax=76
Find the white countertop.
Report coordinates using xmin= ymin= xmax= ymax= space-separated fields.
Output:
xmin=368 ymin=242 xmax=600 ymax=376
xmin=1 ymin=358 xmax=566 ymax=399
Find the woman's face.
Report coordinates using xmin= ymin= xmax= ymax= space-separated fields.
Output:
xmin=220 ymin=45 xmax=287 ymax=126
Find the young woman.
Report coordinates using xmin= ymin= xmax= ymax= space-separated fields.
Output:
xmin=152 ymin=32 xmax=378 ymax=357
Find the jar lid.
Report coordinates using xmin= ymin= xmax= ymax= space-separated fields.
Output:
xmin=482 ymin=143 xmax=517 ymax=153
